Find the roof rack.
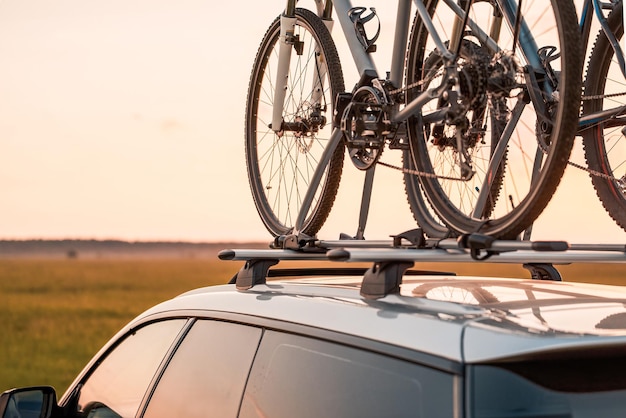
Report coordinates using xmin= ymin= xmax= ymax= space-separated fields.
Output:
xmin=219 ymin=229 xmax=626 ymax=299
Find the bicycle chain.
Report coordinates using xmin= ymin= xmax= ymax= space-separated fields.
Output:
xmin=379 ymin=128 xmax=622 ymax=183
xmin=388 ymin=67 xmax=445 ymax=96
xmin=577 ymin=91 xmax=626 ymax=181
xmin=388 ymin=79 xmax=428 ymax=96
xmin=530 ymin=127 xmax=620 ymax=183
xmin=581 ymin=91 xmax=626 ymax=101
xmin=564 ymin=159 xmax=619 ymax=181
xmin=377 ymin=147 xmax=621 ymax=183
xmin=383 ymin=75 xmax=625 ymax=183
xmin=377 ymin=160 xmax=466 ymax=181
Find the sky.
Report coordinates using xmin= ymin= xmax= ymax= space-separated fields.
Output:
xmin=0 ymin=0 xmax=624 ymax=244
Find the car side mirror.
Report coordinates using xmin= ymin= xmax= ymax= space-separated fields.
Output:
xmin=0 ymin=386 xmax=57 ymax=418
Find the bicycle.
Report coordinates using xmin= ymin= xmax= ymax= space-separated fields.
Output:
xmin=578 ymin=0 xmax=626 ymax=232
xmin=245 ymin=0 xmax=582 ymax=241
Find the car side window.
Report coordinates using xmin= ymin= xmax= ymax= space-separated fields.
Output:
xmin=240 ymin=330 xmax=457 ymax=418
xmin=142 ymin=320 xmax=262 ymax=418
xmin=76 ymin=319 xmax=187 ymax=418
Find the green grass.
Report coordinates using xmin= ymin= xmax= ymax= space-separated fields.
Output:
xmin=0 ymin=258 xmax=624 ymax=395
xmin=0 ymin=259 xmax=239 ymax=394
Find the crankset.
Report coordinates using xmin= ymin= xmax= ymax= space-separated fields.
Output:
xmin=341 ymin=84 xmax=392 ymax=170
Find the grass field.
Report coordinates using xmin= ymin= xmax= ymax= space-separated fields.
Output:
xmin=1 ymin=258 xmax=624 ymax=394
xmin=0 ymin=258 xmax=238 ymax=393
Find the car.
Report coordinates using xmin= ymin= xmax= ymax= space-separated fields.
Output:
xmin=2 ymin=234 xmax=626 ymax=418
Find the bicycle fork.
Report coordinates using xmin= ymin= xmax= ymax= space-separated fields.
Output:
xmin=272 ymin=0 xmax=332 ymax=133
xmin=272 ymin=0 xmax=341 ymax=236
xmin=271 ymin=13 xmax=297 ymax=132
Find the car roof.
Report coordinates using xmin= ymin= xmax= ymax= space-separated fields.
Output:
xmin=134 ymin=236 xmax=626 ymax=364
xmin=136 ymin=272 xmax=626 ymax=364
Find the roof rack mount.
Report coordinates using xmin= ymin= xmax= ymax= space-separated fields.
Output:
xmin=219 ymin=229 xmax=626 ymax=298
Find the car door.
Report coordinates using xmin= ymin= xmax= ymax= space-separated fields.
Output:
xmin=71 ymin=319 xmax=188 ymax=418
xmin=240 ymin=330 xmax=460 ymax=418
xmin=64 ymin=318 xmax=262 ymax=418
xmin=140 ymin=319 xmax=261 ymax=418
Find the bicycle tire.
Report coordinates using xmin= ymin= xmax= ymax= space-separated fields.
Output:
xmin=404 ymin=39 xmax=508 ymax=238
xmin=245 ymin=8 xmax=345 ymax=237
xmin=582 ymin=1 xmax=626 ymax=232
xmin=404 ymin=0 xmax=582 ymax=239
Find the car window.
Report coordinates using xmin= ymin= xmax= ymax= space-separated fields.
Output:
xmin=76 ymin=319 xmax=187 ymax=418
xmin=471 ymin=361 xmax=626 ymax=417
xmin=142 ymin=320 xmax=262 ymax=418
xmin=240 ymin=330 xmax=457 ymax=418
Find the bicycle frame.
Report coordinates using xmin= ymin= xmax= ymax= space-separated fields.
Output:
xmin=578 ymin=0 xmax=626 ymax=130
xmin=273 ymin=0 xmax=563 ymax=234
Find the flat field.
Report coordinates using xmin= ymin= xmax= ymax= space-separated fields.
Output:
xmin=0 ymin=258 xmax=238 ymax=393
xmin=0 ymin=257 xmax=624 ymax=394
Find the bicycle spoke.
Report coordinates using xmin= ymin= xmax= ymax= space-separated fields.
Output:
xmin=404 ymin=0 xmax=581 ymax=238
xmin=246 ymin=9 xmax=344 ymax=236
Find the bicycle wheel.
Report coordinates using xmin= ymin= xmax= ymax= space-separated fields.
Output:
xmin=404 ymin=0 xmax=582 ymax=239
xmin=582 ymin=1 xmax=626 ymax=232
xmin=246 ymin=8 xmax=344 ymax=237
xmin=404 ymin=40 xmax=508 ymax=238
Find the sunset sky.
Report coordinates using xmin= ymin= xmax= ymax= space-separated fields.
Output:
xmin=0 ymin=0 xmax=623 ymax=244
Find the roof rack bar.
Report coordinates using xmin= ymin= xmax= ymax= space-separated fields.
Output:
xmin=317 ymin=236 xmax=571 ymax=252
xmin=441 ymin=236 xmax=569 ymax=252
xmin=319 ymin=228 xmax=426 ymax=248
xmin=218 ymin=249 xmax=329 ymax=261
xmin=218 ymin=238 xmax=626 ymax=264
xmin=220 ymin=239 xmax=625 ymax=292
xmin=326 ymin=248 xmax=626 ymax=263
xmin=317 ymin=239 xmax=405 ymax=249
xmin=569 ymin=243 xmax=626 ymax=252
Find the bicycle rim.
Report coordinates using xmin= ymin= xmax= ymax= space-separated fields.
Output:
xmin=404 ymin=39 xmax=508 ymax=238
xmin=405 ymin=0 xmax=582 ymax=239
xmin=582 ymin=1 xmax=626 ymax=231
xmin=245 ymin=9 xmax=345 ymax=237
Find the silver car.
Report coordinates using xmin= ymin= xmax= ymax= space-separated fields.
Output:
xmin=2 ymin=238 xmax=626 ymax=417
